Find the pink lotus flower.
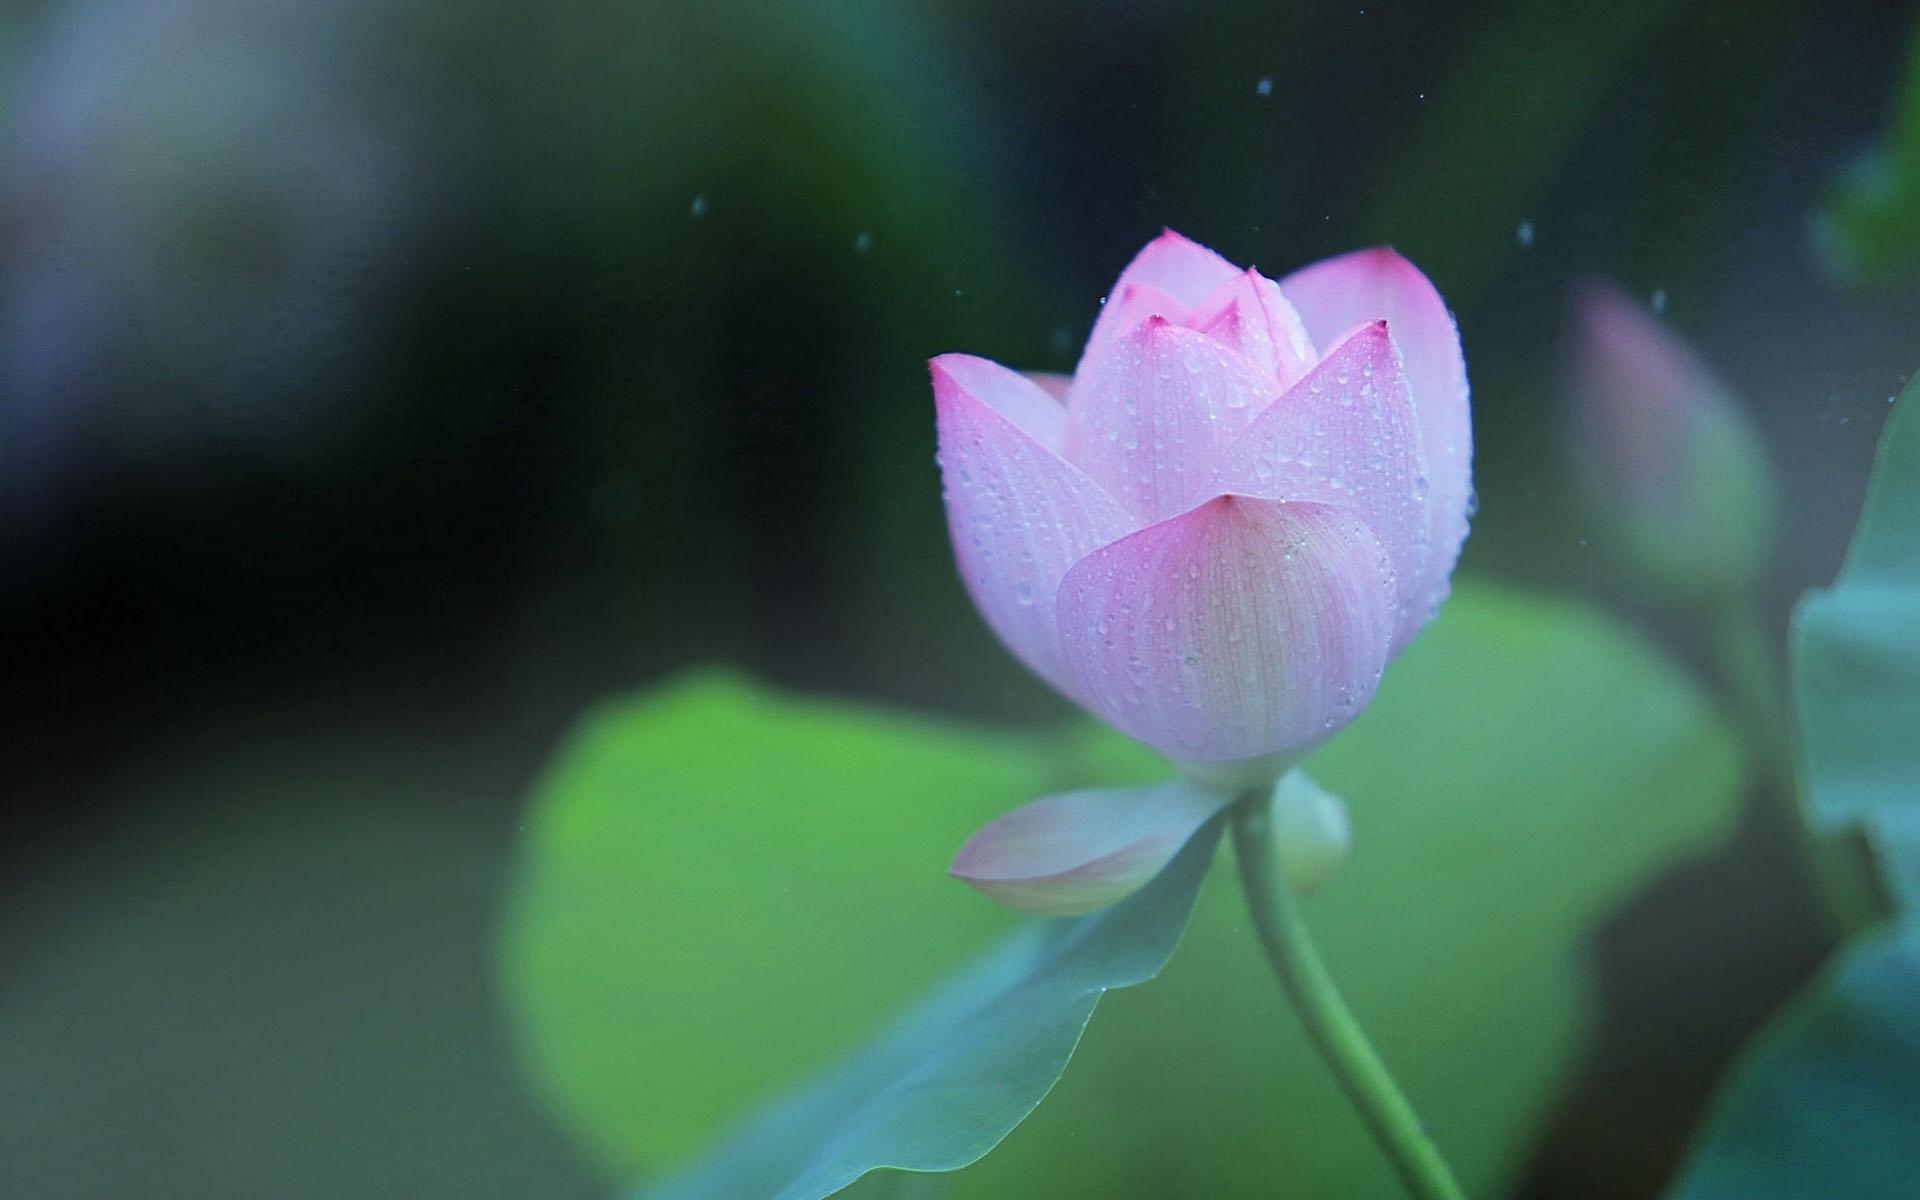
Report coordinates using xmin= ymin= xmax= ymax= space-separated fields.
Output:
xmin=931 ymin=231 xmax=1472 ymax=913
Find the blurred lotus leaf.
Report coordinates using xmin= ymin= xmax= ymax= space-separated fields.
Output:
xmin=1812 ymin=19 xmax=1920 ymax=286
xmin=499 ymin=578 xmax=1742 ymax=1198
xmin=1667 ymin=920 xmax=1920 ymax=1199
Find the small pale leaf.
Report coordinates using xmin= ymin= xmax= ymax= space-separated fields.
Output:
xmin=950 ymin=779 xmax=1231 ymax=916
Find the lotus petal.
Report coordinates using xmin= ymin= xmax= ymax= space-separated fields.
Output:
xmin=1078 ymin=230 xmax=1241 ymax=369
xmin=1282 ymin=248 xmax=1471 ymax=620
xmin=1190 ymin=268 xmax=1317 ymax=392
xmin=1210 ymin=322 xmax=1430 ymax=651
xmin=1054 ymin=495 xmax=1394 ymax=761
xmin=931 ymin=354 xmax=1133 ymax=685
xmin=1064 ymin=316 xmax=1278 ymax=524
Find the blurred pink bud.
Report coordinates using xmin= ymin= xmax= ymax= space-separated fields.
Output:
xmin=1564 ymin=280 xmax=1777 ymax=598
xmin=931 ymin=231 xmax=1472 ymax=767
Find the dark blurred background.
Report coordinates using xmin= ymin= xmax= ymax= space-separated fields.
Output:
xmin=4 ymin=1 xmax=1919 ymax=1196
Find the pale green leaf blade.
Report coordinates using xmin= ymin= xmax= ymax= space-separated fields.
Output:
xmin=642 ymin=820 xmax=1221 ymax=1200
xmin=1670 ymin=377 xmax=1920 ymax=1200
xmin=1792 ymin=383 xmax=1920 ymax=835
xmin=1867 ymin=808 xmax=1920 ymax=911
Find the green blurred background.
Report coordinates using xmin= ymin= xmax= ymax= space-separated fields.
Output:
xmin=4 ymin=0 xmax=1919 ymax=1196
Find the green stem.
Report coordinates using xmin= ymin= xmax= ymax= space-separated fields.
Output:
xmin=1702 ymin=594 xmax=1881 ymax=936
xmin=1229 ymin=793 xmax=1467 ymax=1200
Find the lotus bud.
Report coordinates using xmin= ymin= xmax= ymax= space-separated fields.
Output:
xmin=933 ymin=231 xmax=1472 ymax=913
xmin=1564 ymin=280 xmax=1779 ymax=601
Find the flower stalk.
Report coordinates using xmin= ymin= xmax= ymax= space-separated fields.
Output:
xmin=1229 ymin=791 xmax=1467 ymax=1200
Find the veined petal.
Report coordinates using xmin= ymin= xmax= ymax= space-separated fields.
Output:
xmin=1282 ymin=248 xmax=1471 ymax=622
xmin=950 ymin=779 xmax=1231 ymax=916
xmin=1055 ymin=495 xmax=1394 ymax=762
xmin=1209 ymin=322 xmax=1430 ymax=652
xmin=1078 ymin=230 xmax=1241 ymax=371
xmin=933 ymin=351 xmax=1069 ymax=452
xmin=1190 ymin=269 xmax=1317 ymax=392
xmin=1064 ymin=317 xmax=1278 ymax=524
xmin=932 ymin=355 xmax=1134 ymax=685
